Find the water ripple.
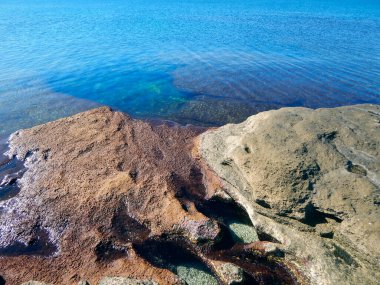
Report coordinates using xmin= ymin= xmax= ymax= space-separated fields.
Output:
xmin=0 ymin=0 xmax=379 ymax=131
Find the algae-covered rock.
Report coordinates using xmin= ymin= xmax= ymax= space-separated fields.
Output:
xmin=228 ymin=221 xmax=258 ymax=243
xmin=0 ymin=107 xmax=214 ymax=285
xmin=176 ymin=264 xmax=218 ymax=285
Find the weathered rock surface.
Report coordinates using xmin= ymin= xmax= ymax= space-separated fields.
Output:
xmin=199 ymin=104 xmax=380 ymax=285
xmin=0 ymin=107 xmax=218 ymax=284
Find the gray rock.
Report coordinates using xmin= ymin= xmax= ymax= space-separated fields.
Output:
xmin=227 ymin=221 xmax=258 ymax=243
xmin=200 ymin=104 xmax=380 ymax=285
xmin=175 ymin=266 xmax=218 ymax=285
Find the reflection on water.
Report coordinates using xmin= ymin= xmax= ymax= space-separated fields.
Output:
xmin=173 ymin=52 xmax=379 ymax=107
xmin=171 ymin=51 xmax=380 ymax=124
xmin=0 ymin=0 xmax=379 ymax=135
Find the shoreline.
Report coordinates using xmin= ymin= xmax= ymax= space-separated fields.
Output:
xmin=0 ymin=104 xmax=379 ymax=285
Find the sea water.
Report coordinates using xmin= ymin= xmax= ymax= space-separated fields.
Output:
xmin=0 ymin=0 xmax=379 ymax=135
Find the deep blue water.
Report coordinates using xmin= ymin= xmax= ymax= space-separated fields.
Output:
xmin=0 ymin=0 xmax=379 ymax=135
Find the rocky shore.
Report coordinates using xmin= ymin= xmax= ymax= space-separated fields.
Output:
xmin=0 ymin=105 xmax=379 ymax=285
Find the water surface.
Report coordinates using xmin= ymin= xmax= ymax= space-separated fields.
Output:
xmin=0 ymin=0 xmax=379 ymax=134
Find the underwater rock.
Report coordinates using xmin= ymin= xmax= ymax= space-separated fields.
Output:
xmin=199 ymin=104 xmax=380 ymax=285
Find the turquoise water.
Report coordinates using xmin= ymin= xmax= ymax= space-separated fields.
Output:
xmin=0 ymin=0 xmax=379 ymax=134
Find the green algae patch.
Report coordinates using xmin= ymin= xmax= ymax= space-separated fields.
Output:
xmin=176 ymin=264 xmax=218 ymax=285
xmin=228 ymin=222 xmax=258 ymax=243
xmin=146 ymin=83 xmax=162 ymax=95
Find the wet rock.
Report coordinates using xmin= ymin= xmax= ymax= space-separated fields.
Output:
xmin=199 ymin=104 xmax=380 ymax=284
xmin=0 ymin=152 xmax=25 ymax=202
xmin=0 ymin=107 xmax=214 ymax=284
xmin=98 ymin=277 xmax=158 ymax=285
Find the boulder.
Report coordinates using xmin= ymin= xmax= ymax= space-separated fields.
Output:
xmin=0 ymin=107 xmax=216 ymax=285
xmin=199 ymin=104 xmax=380 ymax=285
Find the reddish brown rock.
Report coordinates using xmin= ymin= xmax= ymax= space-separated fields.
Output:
xmin=0 ymin=107 xmax=218 ymax=285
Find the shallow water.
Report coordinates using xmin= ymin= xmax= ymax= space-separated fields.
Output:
xmin=0 ymin=0 xmax=379 ymax=134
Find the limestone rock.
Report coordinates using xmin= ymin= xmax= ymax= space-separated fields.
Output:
xmin=199 ymin=104 xmax=380 ymax=285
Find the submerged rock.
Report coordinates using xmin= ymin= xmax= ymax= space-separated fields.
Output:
xmin=199 ymin=104 xmax=380 ymax=285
